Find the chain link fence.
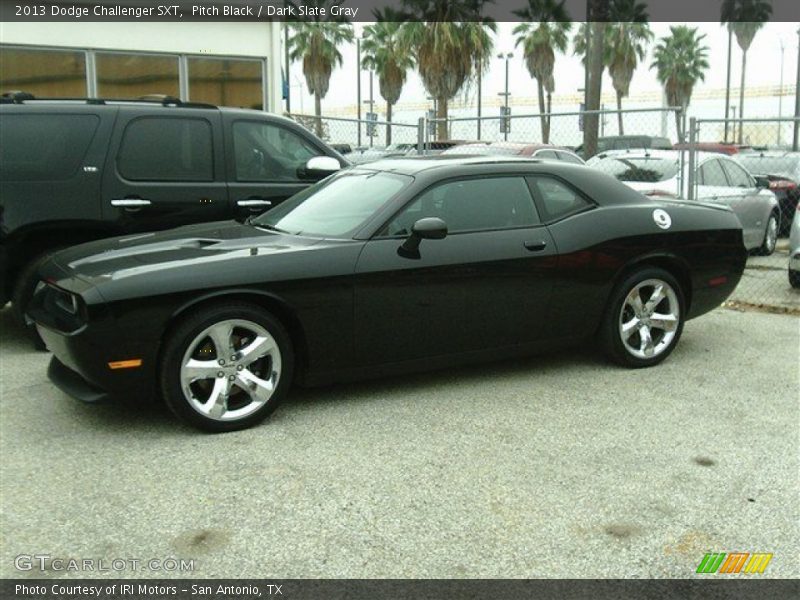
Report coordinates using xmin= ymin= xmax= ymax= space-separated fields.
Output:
xmin=685 ymin=117 xmax=800 ymax=314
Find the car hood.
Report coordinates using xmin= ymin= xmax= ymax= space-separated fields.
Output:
xmin=47 ymin=220 xmax=361 ymax=300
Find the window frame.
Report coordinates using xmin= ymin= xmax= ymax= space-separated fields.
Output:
xmin=373 ymin=174 xmax=545 ymax=240
xmin=524 ymin=174 xmax=597 ymax=224
xmin=116 ymin=114 xmax=215 ymax=183
xmin=719 ymin=157 xmax=754 ymax=189
xmin=230 ymin=118 xmax=331 ymax=183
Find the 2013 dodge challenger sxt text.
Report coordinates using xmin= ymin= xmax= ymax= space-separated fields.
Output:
xmin=29 ymin=157 xmax=748 ymax=432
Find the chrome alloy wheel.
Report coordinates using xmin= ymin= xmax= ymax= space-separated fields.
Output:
xmin=764 ymin=214 xmax=778 ymax=254
xmin=618 ymin=279 xmax=680 ymax=360
xmin=179 ymin=319 xmax=282 ymax=422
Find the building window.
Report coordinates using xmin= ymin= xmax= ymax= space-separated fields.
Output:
xmin=0 ymin=47 xmax=86 ymax=98
xmin=96 ymin=52 xmax=179 ymax=99
xmin=188 ymin=57 xmax=263 ymax=109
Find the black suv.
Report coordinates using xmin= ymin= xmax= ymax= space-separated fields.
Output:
xmin=0 ymin=93 xmax=346 ymax=332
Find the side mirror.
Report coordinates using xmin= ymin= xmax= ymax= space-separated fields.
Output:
xmin=754 ymin=175 xmax=770 ymax=190
xmin=398 ymin=217 xmax=448 ymax=259
xmin=300 ymin=156 xmax=341 ymax=180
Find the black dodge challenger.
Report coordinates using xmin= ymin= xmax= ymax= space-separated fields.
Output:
xmin=30 ymin=157 xmax=747 ymax=431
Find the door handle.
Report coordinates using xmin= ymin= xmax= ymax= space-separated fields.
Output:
xmin=111 ymin=198 xmax=151 ymax=213
xmin=524 ymin=240 xmax=548 ymax=252
xmin=237 ymin=199 xmax=273 ymax=208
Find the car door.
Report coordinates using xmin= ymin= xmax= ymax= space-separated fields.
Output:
xmin=353 ymin=175 xmax=557 ymax=367
xmin=224 ymin=115 xmax=337 ymax=219
xmin=720 ymin=157 xmax=768 ymax=248
xmin=103 ymin=108 xmax=229 ymax=232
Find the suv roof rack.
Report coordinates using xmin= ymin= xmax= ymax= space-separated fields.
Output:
xmin=0 ymin=91 xmax=217 ymax=109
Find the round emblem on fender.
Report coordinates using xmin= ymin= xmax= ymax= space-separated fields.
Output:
xmin=653 ymin=209 xmax=672 ymax=230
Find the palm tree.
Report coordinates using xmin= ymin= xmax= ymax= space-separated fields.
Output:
xmin=361 ymin=22 xmax=415 ymax=145
xmin=287 ymin=1 xmax=354 ymax=136
xmin=651 ymin=26 xmax=710 ymax=142
xmin=389 ymin=0 xmax=496 ymax=140
xmin=606 ymin=0 xmax=653 ymax=134
xmin=721 ymin=0 xmax=773 ymax=143
xmin=512 ymin=0 xmax=572 ymax=144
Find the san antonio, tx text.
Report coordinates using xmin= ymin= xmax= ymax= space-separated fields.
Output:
xmin=15 ymin=583 xmax=278 ymax=596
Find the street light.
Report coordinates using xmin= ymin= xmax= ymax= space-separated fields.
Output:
xmin=497 ymin=52 xmax=513 ymax=141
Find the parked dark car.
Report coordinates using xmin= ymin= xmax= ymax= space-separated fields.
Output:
xmin=0 ymin=93 xmax=346 ymax=335
xmin=575 ymin=135 xmax=672 ymax=158
xmin=735 ymin=151 xmax=800 ymax=236
xmin=30 ymin=156 xmax=747 ymax=432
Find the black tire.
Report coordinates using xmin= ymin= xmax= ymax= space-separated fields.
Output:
xmin=11 ymin=251 xmax=64 ymax=350
xmin=790 ymin=269 xmax=800 ymax=289
xmin=160 ymin=303 xmax=294 ymax=432
xmin=599 ymin=267 xmax=686 ymax=368
xmin=753 ymin=212 xmax=779 ymax=256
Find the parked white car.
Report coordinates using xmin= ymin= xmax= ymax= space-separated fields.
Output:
xmin=587 ymin=149 xmax=781 ymax=255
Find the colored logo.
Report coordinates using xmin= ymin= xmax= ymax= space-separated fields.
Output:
xmin=696 ymin=552 xmax=773 ymax=574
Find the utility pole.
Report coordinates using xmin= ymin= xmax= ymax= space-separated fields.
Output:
xmin=357 ymin=37 xmax=362 ymax=148
xmin=794 ymin=26 xmax=800 ymax=151
xmin=368 ymin=69 xmax=374 ymax=147
xmin=724 ymin=28 xmax=732 ymax=143
xmin=778 ymin=39 xmax=785 ymax=146
xmin=284 ymin=25 xmax=290 ymax=113
xmin=477 ymin=60 xmax=482 ymax=141
xmin=497 ymin=52 xmax=512 ymax=141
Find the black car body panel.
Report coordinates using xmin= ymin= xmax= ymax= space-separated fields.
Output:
xmin=29 ymin=157 xmax=747 ymax=402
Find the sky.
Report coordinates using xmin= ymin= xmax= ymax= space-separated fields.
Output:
xmin=286 ymin=22 xmax=800 ymax=117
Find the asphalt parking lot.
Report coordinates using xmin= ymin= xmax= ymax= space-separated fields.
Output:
xmin=1 ymin=300 xmax=797 ymax=580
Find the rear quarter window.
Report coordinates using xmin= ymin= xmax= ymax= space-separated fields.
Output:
xmin=0 ymin=113 xmax=99 ymax=181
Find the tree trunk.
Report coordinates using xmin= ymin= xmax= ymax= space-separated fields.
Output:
xmin=738 ymin=50 xmax=747 ymax=144
xmin=546 ymin=91 xmax=552 ymax=143
xmin=616 ymin=91 xmax=624 ymax=135
xmin=437 ymin=96 xmax=448 ymax=141
xmin=314 ymin=92 xmax=322 ymax=138
xmin=386 ymin=101 xmax=392 ymax=146
xmin=583 ymin=21 xmax=607 ymax=159
xmin=537 ymin=80 xmax=547 ymax=143
xmin=675 ymin=109 xmax=684 ymax=144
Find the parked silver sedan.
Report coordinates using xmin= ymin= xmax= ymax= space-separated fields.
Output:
xmin=588 ymin=150 xmax=780 ymax=255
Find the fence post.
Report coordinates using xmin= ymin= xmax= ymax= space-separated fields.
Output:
xmin=687 ymin=117 xmax=697 ymax=201
xmin=417 ymin=117 xmax=425 ymax=156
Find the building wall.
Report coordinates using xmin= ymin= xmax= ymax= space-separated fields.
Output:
xmin=0 ymin=21 xmax=283 ymax=112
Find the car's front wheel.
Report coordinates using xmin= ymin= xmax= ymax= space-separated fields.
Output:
xmin=160 ymin=303 xmax=293 ymax=432
xmin=600 ymin=268 xmax=685 ymax=368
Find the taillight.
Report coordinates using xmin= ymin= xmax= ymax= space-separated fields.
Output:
xmin=768 ymin=180 xmax=797 ymax=191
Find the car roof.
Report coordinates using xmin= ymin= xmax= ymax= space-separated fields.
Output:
xmin=352 ymin=155 xmax=550 ymax=175
xmin=593 ymin=149 xmax=731 ymax=163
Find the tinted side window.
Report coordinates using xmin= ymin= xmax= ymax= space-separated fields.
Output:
xmin=527 ymin=176 xmax=592 ymax=222
xmin=233 ymin=121 xmax=319 ymax=182
xmin=383 ymin=177 xmax=540 ymax=236
xmin=698 ymin=159 xmax=729 ymax=187
xmin=0 ymin=114 xmax=99 ymax=181
xmin=721 ymin=160 xmax=753 ymax=188
xmin=118 ymin=117 xmax=213 ymax=181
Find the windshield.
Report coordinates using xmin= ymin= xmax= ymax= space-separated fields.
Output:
xmin=252 ymin=170 xmax=412 ymax=238
xmin=593 ymin=156 xmax=678 ymax=182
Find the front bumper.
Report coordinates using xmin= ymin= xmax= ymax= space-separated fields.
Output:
xmin=48 ymin=357 xmax=110 ymax=403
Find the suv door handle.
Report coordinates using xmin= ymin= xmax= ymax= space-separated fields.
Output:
xmin=237 ymin=199 xmax=273 ymax=208
xmin=111 ymin=198 xmax=152 ymax=208
xmin=524 ymin=240 xmax=548 ymax=252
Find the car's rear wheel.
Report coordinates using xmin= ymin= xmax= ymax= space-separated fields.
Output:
xmin=790 ymin=269 xmax=800 ymax=289
xmin=753 ymin=212 xmax=779 ymax=256
xmin=600 ymin=268 xmax=685 ymax=368
xmin=160 ymin=303 xmax=293 ymax=432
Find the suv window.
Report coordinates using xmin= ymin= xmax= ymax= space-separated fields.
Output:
xmin=0 ymin=114 xmax=99 ymax=181
xmin=721 ymin=159 xmax=753 ymax=188
xmin=698 ymin=159 xmax=729 ymax=187
xmin=527 ymin=176 xmax=591 ymax=221
xmin=118 ymin=117 xmax=213 ymax=181
xmin=383 ymin=177 xmax=539 ymax=236
xmin=233 ymin=121 xmax=319 ymax=182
